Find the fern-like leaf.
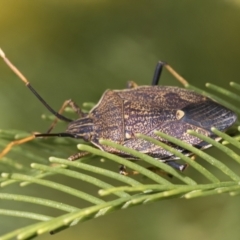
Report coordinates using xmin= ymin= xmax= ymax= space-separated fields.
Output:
xmin=0 ymin=82 xmax=239 ymax=240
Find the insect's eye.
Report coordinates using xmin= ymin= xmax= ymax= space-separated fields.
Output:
xmin=176 ymin=110 xmax=185 ymax=120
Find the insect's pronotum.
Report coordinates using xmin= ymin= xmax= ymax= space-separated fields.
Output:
xmin=0 ymin=49 xmax=237 ymax=174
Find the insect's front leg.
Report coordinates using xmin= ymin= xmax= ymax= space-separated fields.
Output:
xmin=46 ymin=99 xmax=85 ymax=134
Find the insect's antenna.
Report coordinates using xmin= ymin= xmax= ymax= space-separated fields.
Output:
xmin=34 ymin=132 xmax=75 ymax=138
xmin=0 ymin=48 xmax=73 ymax=123
xmin=0 ymin=132 xmax=75 ymax=159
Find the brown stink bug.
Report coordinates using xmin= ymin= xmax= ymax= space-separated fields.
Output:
xmin=0 ymin=49 xmax=237 ymax=173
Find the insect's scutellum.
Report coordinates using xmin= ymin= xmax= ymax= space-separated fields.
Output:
xmin=0 ymin=48 xmax=237 ymax=174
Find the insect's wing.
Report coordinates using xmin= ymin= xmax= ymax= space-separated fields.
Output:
xmin=121 ymin=86 xmax=237 ymax=159
xmin=181 ymin=100 xmax=237 ymax=133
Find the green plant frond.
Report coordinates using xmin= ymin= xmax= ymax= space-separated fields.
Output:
xmin=0 ymin=86 xmax=239 ymax=240
xmin=230 ymin=82 xmax=240 ymax=91
xmin=0 ymin=209 xmax=52 ymax=221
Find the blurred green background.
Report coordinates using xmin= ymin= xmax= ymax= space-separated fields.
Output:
xmin=0 ymin=0 xmax=240 ymax=239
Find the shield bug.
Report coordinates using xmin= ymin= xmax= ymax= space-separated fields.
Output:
xmin=0 ymin=49 xmax=237 ymax=173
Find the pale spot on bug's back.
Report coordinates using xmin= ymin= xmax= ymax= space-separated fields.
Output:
xmin=125 ymin=132 xmax=132 ymax=139
xmin=176 ymin=110 xmax=185 ymax=120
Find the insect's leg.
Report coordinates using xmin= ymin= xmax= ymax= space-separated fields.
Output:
xmin=119 ymin=165 xmax=173 ymax=177
xmin=119 ymin=165 xmax=139 ymax=175
xmin=68 ymin=151 xmax=90 ymax=161
xmin=0 ymin=135 xmax=35 ymax=159
xmin=163 ymin=64 xmax=189 ymax=87
xmin=151 ymin=61 xmax=165 ymax=86
xmin=127 ymin=81 xmax=138 ymax=89
xmin=119 ymin=165 xmax=127 ymax=175
xmin=46 ymin=99 xmax=84 ymax=134
xmin=165 ymin=161 xmax=188 ymax=172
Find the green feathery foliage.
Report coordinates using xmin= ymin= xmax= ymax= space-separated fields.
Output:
xmin=0 ymin=82 xmax=239 ymax=240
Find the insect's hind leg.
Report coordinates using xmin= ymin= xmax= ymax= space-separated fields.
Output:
xmin=165 ymin=161 xmax=188 ymax=172
xmin=127 ymin=60 xmax=186 ymax=88
xmin=46 ymin=99 xmax=85 ymax=134
xmin=151 ymin=61 xmax=166 ymax=86
xmin=152 ymin=61 xmax=189 ymax=87
xmin=163 ymin=63 xmax=189 ymax=87
xmin=127 ymin=61 xmax=166 ymax=88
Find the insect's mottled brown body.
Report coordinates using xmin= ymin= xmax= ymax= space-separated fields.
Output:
xmin=0 ymin=50 xmax=237 ymax=171
xmin=66 ymin=85 xmax=237 ymax=161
